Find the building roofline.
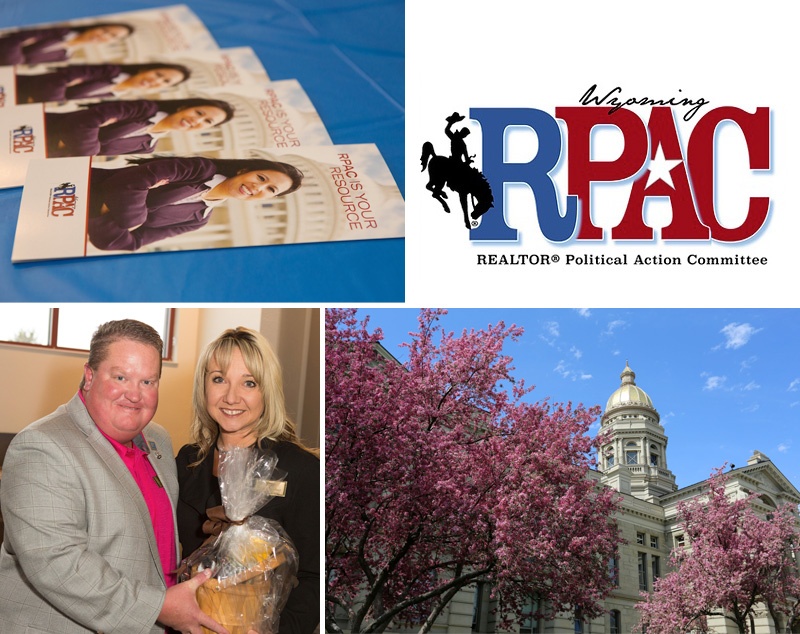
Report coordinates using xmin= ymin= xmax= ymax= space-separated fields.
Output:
xmin=659 ymin=458 xmax=800 ymax=505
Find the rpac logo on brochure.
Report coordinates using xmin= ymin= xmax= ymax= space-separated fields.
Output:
xmin=10 ymin=124 xmax=36 ymax=154
xmin=421 ymin=85 xmax=771 ymax=246
xmin=49 ymin=182 xmax=79 ymax=217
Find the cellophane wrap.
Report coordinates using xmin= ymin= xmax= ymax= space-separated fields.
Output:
xmin=179 ymin=447 xmax=299 ymax=634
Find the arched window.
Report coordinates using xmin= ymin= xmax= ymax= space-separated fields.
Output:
xmin=649 ymin=444 xmax=660 ymax=467
xmin=759 ymin=494 xmax=777 ymax=521
xmin=625 ymin=441 xmax=639 ymax=465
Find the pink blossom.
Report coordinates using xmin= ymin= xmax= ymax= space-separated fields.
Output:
xmin=635 ymin=468 xmax=800 ymax=634
xmin=326 ymin=309 xmax=621 ymax=633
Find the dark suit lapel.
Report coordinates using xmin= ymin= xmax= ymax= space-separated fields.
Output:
xmin=180 ymin=449 xmax=218 ymax=516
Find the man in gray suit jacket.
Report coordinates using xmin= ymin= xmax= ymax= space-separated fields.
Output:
xmin=0 ymin=320 xmax=229 ymax=634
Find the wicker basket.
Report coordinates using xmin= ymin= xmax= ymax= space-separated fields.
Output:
xmin=196 ymin=548 xmax=288 ymax=634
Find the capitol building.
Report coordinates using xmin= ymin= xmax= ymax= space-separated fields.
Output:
xmin=443 ymin=363 xmax=800 ymax=634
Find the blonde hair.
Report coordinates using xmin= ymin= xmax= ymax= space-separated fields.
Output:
xmin=191 ymin=326 xmax=308 ymax=461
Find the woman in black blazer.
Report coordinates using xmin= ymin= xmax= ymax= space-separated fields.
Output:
xmin=176 ymin=327 xmax=320 ymax=634
xmin=0 ymin=22 xmax=133 ymax=65
xmin=87 ymin=155 xmax=303 ymax=251
xmin=16 ymin=62 xmax=191 ymax=104
xmin=45 ymin=97 xmax=235 ymax=158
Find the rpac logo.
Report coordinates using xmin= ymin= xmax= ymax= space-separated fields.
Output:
xmin=49 ymin=182 xmax=78 ymax=217
xmin=10 ymin=124 xmax=35 ymax=154
xmin=421 ymin=90 xmax=771 ymax=244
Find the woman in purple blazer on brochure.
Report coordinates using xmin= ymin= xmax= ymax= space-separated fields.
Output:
xmin=16 ymin=62 xmax=191 ymax=104
xmin=87 ymin=156 xmax=304 ymax=252
xmin=0 ymin=23 xmax=133 ymax=65
xmin=45 ymin=97 xmax=235 ymax=157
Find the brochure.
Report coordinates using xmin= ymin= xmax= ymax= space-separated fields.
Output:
xmin=0 ymin=47 xmax=269 ymax=107
xmin=12 ymin=144 xmax=404 ymax=262
xmin=0 ymin=5 xmax=219 ymax=66
xmin=0 ymin=80 xmax=332 ymax=188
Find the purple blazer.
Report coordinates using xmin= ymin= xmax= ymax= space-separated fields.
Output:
xmin=88 ymin=157 xmax=221 ymax=252
xmin=16 ymin=64 xmax=124 ymax=104
xmin=0 ymin=27 xmax=74 ymax=65
xmin=45 ymin=100 xmax=162 ymax=157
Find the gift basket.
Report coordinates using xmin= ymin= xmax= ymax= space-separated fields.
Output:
xmin=179 ymin=446 xmax=299 ymax=634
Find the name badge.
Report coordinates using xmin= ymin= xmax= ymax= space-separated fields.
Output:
xmin=256 ymin=479 xmax=287 ymax=497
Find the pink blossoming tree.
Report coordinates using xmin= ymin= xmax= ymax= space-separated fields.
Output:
xmin=635 ymin=469 xmax=800 ymax=634
xmin=326 ymin=308 xmax=621 ymax=633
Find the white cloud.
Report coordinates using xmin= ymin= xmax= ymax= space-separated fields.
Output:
xmin=603 ymin=320 xmax=627 ymax=337
xmin=720 ymin=322 xmax=761 ymax=349
xmin=703 ymin=375 xmax=727 ymax=391
xmin=554 ymin=360 xmax=591 ymax=382
xmin=742 ymin=381 xmax=760 ymax=391
xmin=570 ymin=346 xmax=582 ymax=360
xmin=576 ymin=309 xmax=591 ymax=318
xmin=788 ymin=378 xmax=800 ymax=392
xmin=778 ymin=443 xmax=790 ymax=454
xmin=540 ymin=321 xmax=560 ymax=346
xmin=740 ymin=355 xmax=757 ymax=371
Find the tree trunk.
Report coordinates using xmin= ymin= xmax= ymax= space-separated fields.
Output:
xmin=417 ymin=584 xmax=464 ymax=634
xmin=325 ymin=615 xmax=344 ymax=634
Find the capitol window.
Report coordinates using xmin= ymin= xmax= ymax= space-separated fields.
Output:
xmin=625 ymin=441 xmax=639 ymax=465
xmin=638 ymin=552 xmax=649 ymax=591
xmin=608 ymin=554 xmax=619 ymax=586
xmin=649 ymin=444 xmax=661 ymax=467
xmin=573 ymin=608 xmax=584 ymax=633
xmin=609 ymin=610 xmax=621 ymax=634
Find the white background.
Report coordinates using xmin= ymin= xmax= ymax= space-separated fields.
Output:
xmin=405 ymin=0 xmax=797 ymax=307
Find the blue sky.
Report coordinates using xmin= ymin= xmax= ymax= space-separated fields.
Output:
xmin=351 ymin=309 xmax=800 ymax=491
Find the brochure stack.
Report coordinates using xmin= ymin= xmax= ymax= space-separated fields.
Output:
xmin=0 ymin=5 xmax=403 ymax=261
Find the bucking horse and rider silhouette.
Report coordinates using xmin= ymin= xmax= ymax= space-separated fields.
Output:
xmin=420 ymin=112 xmax=494 ymax=229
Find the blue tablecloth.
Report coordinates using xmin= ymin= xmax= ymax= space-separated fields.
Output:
xmin=0 ymin=0 xmax=404 ymax=302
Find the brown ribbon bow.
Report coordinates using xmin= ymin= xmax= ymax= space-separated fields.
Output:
xmin=201 ymin=505 xmax=247 ymax=538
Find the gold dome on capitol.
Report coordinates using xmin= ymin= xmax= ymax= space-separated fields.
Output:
xmin=605 ymin=361 xmax=655 ymax=413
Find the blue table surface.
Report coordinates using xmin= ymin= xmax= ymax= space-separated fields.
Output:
xmin=0 ymin=0 xmax=404 ymax=302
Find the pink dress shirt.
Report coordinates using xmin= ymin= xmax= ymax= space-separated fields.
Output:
xmin=79 ymin=392 xmax=177 ymax=588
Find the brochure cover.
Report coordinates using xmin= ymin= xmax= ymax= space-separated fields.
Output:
xmin=0 ymin=80 xmax=332 ymax=188
xmin=0 ymin=5 xmax=219 ymax=66
xmin=12 ymin=144 xmax=404 ymax=262
xmin=0 ymin=47 xmax=269 ymax=107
